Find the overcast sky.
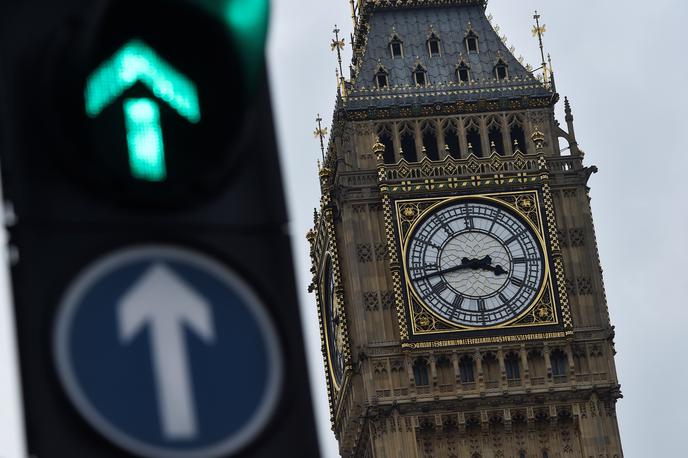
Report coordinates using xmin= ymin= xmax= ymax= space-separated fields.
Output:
xmin=0 ymin=1 xmax=686 ymax=457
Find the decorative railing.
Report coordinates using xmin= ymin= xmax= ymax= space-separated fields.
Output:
xmin=547 ymin=155 xmax=584 ymax=173
xmin=384 ymin=153 xmax=543 ymax=182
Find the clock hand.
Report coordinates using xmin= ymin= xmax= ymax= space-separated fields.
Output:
xmin=473 ymin=255 xmax=508 ymax=276
xmin=413 ymin=257 xmax=477 ymax=281
xmin=413 ymin=256 xmax=507 ymax=281
xmin=481 ymin=264 xmax=508 ymax=276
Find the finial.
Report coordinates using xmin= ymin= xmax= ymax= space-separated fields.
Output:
xmin=564 ymin=96 xmax=573 ymax=118
xmin=531 ymin=126 xmax=545 ymax=150
xmin=490 ymin=141 xmax=497 ymax=155
xmin=331 ymin=25 xmax=346 ymax=85
xmin=467 ymin=142 xmax=474 ymax=155
xmin=513 ymin=139 xmax=522 ymax=154
xmin=563 ymin=97 xmax=579 ymax=154
xmin=547 ymin=53 xmax=557 ymax=92
xmin=306 ymin=228 xmax=316 ymax=243
xmin=532 ymin=10 xmax=550 ymax=87
xmin=313 ymin=114 xmax=328 ymax=162
xmin=373 ymin=137 xmax=386 ymax=162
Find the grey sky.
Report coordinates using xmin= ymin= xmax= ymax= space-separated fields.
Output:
xmin=0 ymin=1 xmax=686 ymax=457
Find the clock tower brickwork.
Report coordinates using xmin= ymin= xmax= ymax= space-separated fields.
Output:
xmin=307 ymin=1 xmax=623 ymax=457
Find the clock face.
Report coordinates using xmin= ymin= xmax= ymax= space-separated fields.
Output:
xmin=406 ymin=199 xmax=546 ymax=328
xmin=322 ymin=255 xmax=345 ymax=388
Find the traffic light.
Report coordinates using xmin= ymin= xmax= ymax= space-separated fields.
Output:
xmin=0 ymin=0 xmax=320 ymax=457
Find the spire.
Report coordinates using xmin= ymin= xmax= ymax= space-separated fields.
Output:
xmin=313 ymin=114 xmax=328 ymax=162
xmin=564 ymin=97 xmax=580 ymax=155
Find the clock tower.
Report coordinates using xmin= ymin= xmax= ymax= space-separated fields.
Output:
xmin=308 ymin=1 xmax=623 ymax=457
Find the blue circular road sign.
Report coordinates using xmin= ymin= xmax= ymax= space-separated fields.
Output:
xmin=54 ymin=246 xmax=283 ymax=458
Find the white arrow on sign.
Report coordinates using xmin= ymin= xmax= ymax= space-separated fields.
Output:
xmin=118 ymin=263 xmax=215 ymax=440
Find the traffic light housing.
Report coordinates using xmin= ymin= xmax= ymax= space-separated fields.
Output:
xmin=0 ymin=0 xmax=321 ymax=456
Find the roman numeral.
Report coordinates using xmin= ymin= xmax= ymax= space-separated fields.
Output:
xmin=504 ymin=234 xmax=519 ymax=245
xmin=512 ymin=257 xmax=528 ymax=264
xmin=504 ymin=229 xmax=527 ymax=246
xmin=477 ymin=298 xmax=486 ymax=311
xmin=510 ymin=277 xmax=524 ymax=287
xmin=433 ymin=215 xmax=454 ymax=237
xmin=488 ymin=210 xmax=501 ymax=233
xmin=511 ymin=277 xmax=536 ymax=291
xmin=423 ymin=240 xmax=443 ymax=251
xmin=432 ymin=282 xmax=449 ymax=295
xmin=411 ymin=264 xmax=438 ymax=272
xmin=498 ymin=293 xmax=510 ymax=305
xmin=453 ymin=294 xmax=465 ymax=309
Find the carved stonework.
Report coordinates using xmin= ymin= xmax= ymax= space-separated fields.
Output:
xmin=308 ymin=2 xmax=623 ymax=457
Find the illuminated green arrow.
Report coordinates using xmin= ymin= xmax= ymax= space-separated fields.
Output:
xmin=84 ymin=40 xmax=201 ymax=182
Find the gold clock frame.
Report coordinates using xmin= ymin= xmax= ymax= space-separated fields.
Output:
xmin=375 ymin=153 xmax=574 ymax=348
xmin=398 ymin=191 xmax=557 ymax=334
xmin=308 ymin=182 xmax=353 ymax=423
xmin=318 ymin=250 xmax=349 ymax=393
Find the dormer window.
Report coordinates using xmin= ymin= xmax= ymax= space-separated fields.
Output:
xmin=413 ymin=64 xmax=427 ymax=86
xmin=427 ymin=33 xmax=441 ymax=57
xmin=495 ymin=59 xmax=509 ymax=80
xmin=375 ymin=66 xmax=389 ymax=88
xmin=457 ymin=62 xmax=470 ymax=83
xmin=465 ymin=31 xmax=479 ymax=53
xmin=390 ymin=36 xmax=403 ymax=59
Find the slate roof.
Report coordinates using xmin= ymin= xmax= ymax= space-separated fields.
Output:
xmin=345 ymin=4 xmax=551 ymax=111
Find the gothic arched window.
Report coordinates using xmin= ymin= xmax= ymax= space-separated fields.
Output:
xmin=377 ymin=127 xmax=395 ymax=164
xmin=487 ymin=118 xmax=505 ymax=156
xmin=495 ymin=59 xmax=509 ymax=80
xmin=542 ymin=450 xmax=549 ymax=458
xmin=465 ymin=30 xmax=479 ymax=53
xmin=427 ymin=33 xmax=441 ymax=57
xmin=375 ymin=66 xmax=389 ymax=89
xmin=390 ymin=35 xmax=404 ymax=59
xmin=413 ymin=64 xmax=428 ymax=86
xmin=519 ymin=451 xmax=527 ymax=458
xmin=443 ymin=120 xmax=461 ymax=159
xmin=399 ymin=124 xmax=418 ymax=162
xmin=509 ymin=116 xmax=527 ymax=153
xmin=457 ymin=61 xmax=471 ymax=83
xmin=421 ymin=122 xmax=439 ymax=160
xmin=465 ymin=119 xmax=483 ymax=157
xmin=413 ymin=358 xmax=429 ymax=386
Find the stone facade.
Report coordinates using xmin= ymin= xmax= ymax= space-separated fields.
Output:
xmin=308 ymin=2 xmax=623 ymax=457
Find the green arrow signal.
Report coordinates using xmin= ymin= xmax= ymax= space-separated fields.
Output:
xmin=84 ymin=40 xmax=201 ymax=182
